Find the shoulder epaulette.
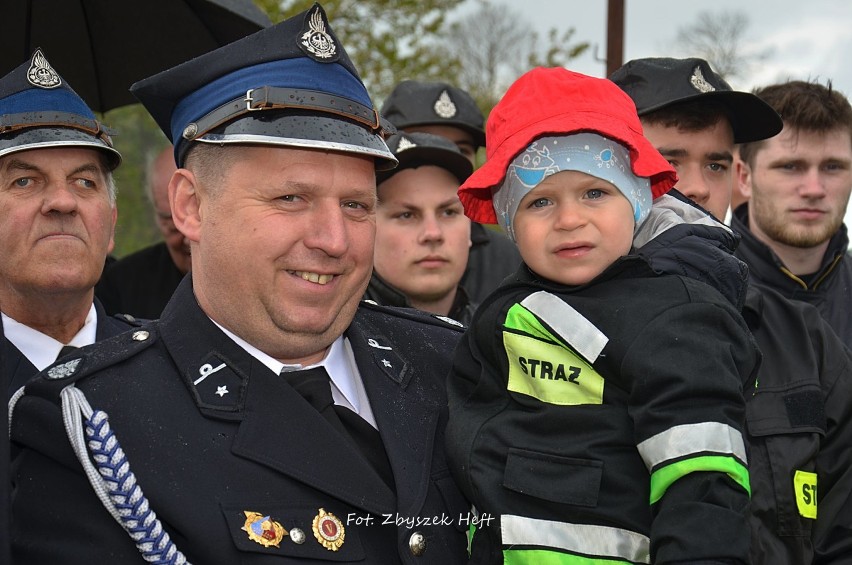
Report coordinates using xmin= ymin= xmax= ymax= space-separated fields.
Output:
xmin=24 ymin=327 xmax=160 ymax=399
xmin=358 ymin=300 xmax=466 ymax=332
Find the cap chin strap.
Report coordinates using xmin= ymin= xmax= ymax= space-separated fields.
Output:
xmin=0 ymin=111 xmax=116 ymax=146
xmin=181 ymin=86 xmax=392 ymax=142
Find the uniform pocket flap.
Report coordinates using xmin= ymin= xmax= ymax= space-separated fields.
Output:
xmin=746 ymin=383 xmax=826 ymax=437
xmin=503 ymin=448 xmax=602 ymax=507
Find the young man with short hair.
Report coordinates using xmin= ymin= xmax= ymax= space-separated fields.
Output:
xmin=612 ymin=57 xmax=852 ymax=564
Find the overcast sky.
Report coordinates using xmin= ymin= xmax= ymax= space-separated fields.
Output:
xmin=494 ymin=0 xmax=852 ymax=95
xmin=486 ymin=0 xmax=852 ymax=227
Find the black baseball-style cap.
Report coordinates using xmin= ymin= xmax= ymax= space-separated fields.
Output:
xmin=130 ymin=3 xmax=396 ymax=169
xmin=381 ymin=80 xmax=486 ymax=149
xmin=377 ymin=131 xmax=473 ymax=185
xmin=609 ymin=57 xmax=783 ymax=143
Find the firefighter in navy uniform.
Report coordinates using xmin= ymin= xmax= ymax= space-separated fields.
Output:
xmin=446 ymin=68 xmax=757 ymax=564
xmin=381 ymin=80 xmax=522 ymax=303
xmin=9 ymin=4 xmax=470 ymax=563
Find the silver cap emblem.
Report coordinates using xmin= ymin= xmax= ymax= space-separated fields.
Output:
xmin=689 ymin=66 xmax=716 ymax=93
xmin=433 ymin=90 xmax=457 ymax=119
xmin=27 ymin=49 xmax=61 ymax=89
xmin=396 ymin=136 xmax=417 ymax=152
xmin=301 ymin=7 xmax=336 ymax=59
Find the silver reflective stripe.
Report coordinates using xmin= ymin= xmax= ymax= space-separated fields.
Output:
xmin=501 ymin=515 xmax=650 ymax=564
xmin=637 ymin=422 xmax=748 ymax=470
xmin=520 ymin=291 xmax=608 ymax=362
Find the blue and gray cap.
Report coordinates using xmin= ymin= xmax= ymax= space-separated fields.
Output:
xmin=130 ymin=2 xmax=396 ymax=170
xmin=0 ymin=49 xmax=121 ymax=170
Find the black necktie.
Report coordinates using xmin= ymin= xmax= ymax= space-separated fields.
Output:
xmin=56 ymin=344 xmax=80 ymax=361
xmin=282 ymin=367 xmax=395 ymax=489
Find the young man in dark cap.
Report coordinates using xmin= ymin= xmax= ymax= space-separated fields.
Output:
xmin=0 ymin=49 xmax=139 ymax=399
xmin=9 ymin=5 xmax=470 ymax=564
xmin=734 ymin=80 xmax=852 ymax=349
xmin=366 ymin=132 xmax=476 ymax=325
xmin=382 ymin=80 xmax=522 ymax=303
xmin=612 ymin=56 xmax=852 ymax=564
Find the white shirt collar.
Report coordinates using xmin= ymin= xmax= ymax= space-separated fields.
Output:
xmin=2 ymin=304 xmax=98 ymax=371
xmin=211 ymin=320 xmax=376 ymax=426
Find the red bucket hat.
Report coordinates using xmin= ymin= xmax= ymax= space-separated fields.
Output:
xmin=459 ymin=67 xmax=677 ymax=224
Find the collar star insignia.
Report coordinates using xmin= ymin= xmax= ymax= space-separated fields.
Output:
xmin=381 ymin=359 xmax=392 ymax=368
xmin=216 ymin=385 xmax=229 ymax=397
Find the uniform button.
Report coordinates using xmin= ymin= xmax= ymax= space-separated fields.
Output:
xmin=132 ymin=330 xmax=150 ymax=341
xmin=408 ymin=531 xmax=426 ymax=556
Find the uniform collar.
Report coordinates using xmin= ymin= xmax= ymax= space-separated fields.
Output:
xmin=2 ymin=303 xmax=97 ymax=371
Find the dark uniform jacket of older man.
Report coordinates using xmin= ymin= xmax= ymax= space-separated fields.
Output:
xmin=10 ymin=278 xmax=470 ymax=564
xmin=4 ymin=299 xmax=138 ymax=397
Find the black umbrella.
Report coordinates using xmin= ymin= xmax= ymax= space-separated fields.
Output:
xmin=0 ymin=0 xmax=272 ymax=113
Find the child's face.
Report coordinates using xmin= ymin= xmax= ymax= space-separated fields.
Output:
xmin=513 ymin=170 xmax=635 ymax=286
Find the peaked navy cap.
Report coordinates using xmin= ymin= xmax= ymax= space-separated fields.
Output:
xmin=0 ymin=49 xmax=121 ymax=170
xmin=610 ymin=57 xmax=783 ymax=143
xmin=378 ymin=131 xmax=473 ymax=185
xmin=381 ymin=80 xmax=486 ymax=148
xmin=130 ymin=2 xmax=396 ymax=169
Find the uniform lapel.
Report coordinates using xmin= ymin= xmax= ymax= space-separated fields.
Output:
xmin=347 ymin=312 xmax=444 ymax=518
xmin=232 ymin=358 xmax=397 ymax=515
xmin=158 ymin=278 xmax=396 ymax=516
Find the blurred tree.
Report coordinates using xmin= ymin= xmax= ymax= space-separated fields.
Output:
xmin=673 ymin=11 xmax=772 ymax=85
xmin=101 ymin=105 xmax=170 ymax=258
xmin=446 ymin=1 xmax=590 ymax=111
xmin=257 ymin=0 xmax=465 ymax=102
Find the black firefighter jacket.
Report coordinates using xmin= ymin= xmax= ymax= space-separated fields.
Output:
xmin=10 ymin=277 xmax=470 ymax=564
xmin=446 ymin=258 xmax=759 ymax=564
xmin=732 ymin=204 xmax=852 ymax=350
xmin=643 ymin=219 xmax=852 ymax=564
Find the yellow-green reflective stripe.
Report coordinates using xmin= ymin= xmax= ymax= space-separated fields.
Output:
xmin=649 ymin=454 xmax=751 ymax=504
xmin=519 ymin=292 xmax=608 ymax=362
xmin=636 ymin=422 xmax=747 ymax=470
xmin=504 ymin=548 xmax=635 ymax=565
xmin=505 ymin=303 xmax=563 ymax=345
xmin=501 ymin=515 xmax=650 ymax=564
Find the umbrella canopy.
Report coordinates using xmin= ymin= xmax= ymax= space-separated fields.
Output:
xmin=0 ymin=0 xmax=272 ymax=113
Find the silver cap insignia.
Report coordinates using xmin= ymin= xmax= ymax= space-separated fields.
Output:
xmin=396 ymin=136 xmax=417 ymax=152
xmin=433 ymin=90 xmax=457 ymax=119
xmin=27 ymin=49 xmax=61 ymax=89
xmin=689 ymin=66 xmax=716 ymax=93
xmin=301 ymin=7 xmax=336 ymax=59
xmin=47 ymin=358 xmax=81 ymax=380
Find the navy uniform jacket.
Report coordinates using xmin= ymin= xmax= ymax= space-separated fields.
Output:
xmin=95 ymin=241 xmax=185 ymax=320
xmin=4 ymin=298 xmax=139 ymax=397
xmin=10 ymin=278 xmax=469 ymax=564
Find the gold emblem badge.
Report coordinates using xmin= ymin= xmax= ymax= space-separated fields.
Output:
xmin=242 ymin=511 xmax=287 ymax=548
xmin=312 ymin=508 xmax=345 ymax=551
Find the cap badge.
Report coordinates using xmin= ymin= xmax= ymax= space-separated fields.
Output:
xmin=396 ymin=136 xmax=417 ymax=152
xmin=689 ymin=66 xmax=716 ymax=93
xmin=26 ymin=49 xmax=61 ymax=89
xmin=242 ymin=511 xmax=287 ymax=548
xmin=433 ymin=90 xmax=457 ymax=119
xmin=312 ymin=508 xmax=345 ymax=551
xmin=301 ymin=7 xmax=337 ymax=60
